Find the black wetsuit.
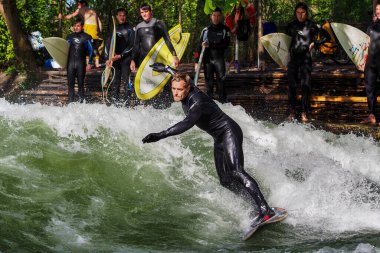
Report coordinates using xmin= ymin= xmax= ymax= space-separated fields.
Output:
xmin=143 ymin=86 xmax=271 ymax=216
xmin=131 ymin=18 xmax=177 ymax=109
xmin=365 ymin=19 xmax=380 ymax=116
xmin=105 ymin=22 xmax=135 ymax=103
xmin=195 ymin=24 xmax=230 ymax=102
xmin=66 ymin=31 xmax=93 ymax=102
xmin=286 ymin=19 xmax=319 ymax=115
xmin=131 ymin=18 xmax=176 ymax=65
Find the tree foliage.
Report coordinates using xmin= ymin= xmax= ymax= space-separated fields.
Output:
xmin=0 ymin=0 xmax=375 ymax=68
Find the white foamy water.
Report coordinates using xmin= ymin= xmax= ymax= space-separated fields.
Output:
xmin=0 ymin=98 xmax=379 ymax=250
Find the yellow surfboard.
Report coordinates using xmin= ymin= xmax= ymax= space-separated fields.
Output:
xmin=42 ymin=37 xmax=69 ymax=68
xmin=260 ymin=33 xmax=291 ymax=69
xmin=134 ymin=24 xmax=190 ymax=100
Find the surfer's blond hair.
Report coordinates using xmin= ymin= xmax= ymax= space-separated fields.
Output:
xmin=171 ymin=73 xmax=192 ymax=87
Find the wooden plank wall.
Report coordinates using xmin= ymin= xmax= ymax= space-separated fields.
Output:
xmin=19 ymin=64 xmax=374 ymax=124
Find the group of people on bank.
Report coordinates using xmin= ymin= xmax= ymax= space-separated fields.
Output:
xmin=57 ymin=1 xmax=380 ymax=229
xmin=60 ymin=1 xmax=230 ymax=106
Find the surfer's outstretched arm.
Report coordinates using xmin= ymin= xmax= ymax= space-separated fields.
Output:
xmin=142 ymin=106 xmax=202 ymax=143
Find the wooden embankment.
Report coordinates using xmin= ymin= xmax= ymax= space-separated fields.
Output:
xmin=18 ymin=62 xmax=380 ymax=140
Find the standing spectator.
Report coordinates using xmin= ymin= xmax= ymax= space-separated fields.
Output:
xmin=105 ymin=8 xmax=135 ymax=105
xmin=361 ymin=2 xmax=380 ymax=125
xmin=194 ymin=7 xmax=231 ymax=103
xmin=286 ymin=2 xmax=319 ymax=122
xmin=60 ymin=0 xmax=102 ymax=68
xmin=66 ymin=18 xmax=93 ymax=103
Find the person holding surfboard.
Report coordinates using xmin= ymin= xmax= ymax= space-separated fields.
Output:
xmin=105 ymin=8 xmax=135 ymax=104
xmin=142 ymin=71 xmax=282 ymax=234
xmin=130 ymin=3 xmax=179 ymax=70
xmin=286 ymin=2 xmax=320 ymax=122
xmin=194 ymin=7 xmax=231 ymax=103
xmin=59 ymin=0 xmax=102 ymax=68
xmin=66 ymin=17 xmax=94 ymax=103
xmin=362 ymin=2 xmax=380 ymax=125
xmin=130 ymin=3 xmax=179 ymax=108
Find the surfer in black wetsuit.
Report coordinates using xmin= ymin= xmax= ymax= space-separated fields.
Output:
xmin=362 ymin=3 xmax=380 ymax=125
xmin=195 ymin=7 xmax=230 ymax=103
xmin=66 ymin=18 xmax=94 ymax=103
xmin=105 ymin=8 xmax=135 ymax=104
xmin=142 ymin=71 xmax=275 ymax=226
xmin=286 ymin=2 xmax=323 ymax=122
xmin=129 ymin=3 xmax=179 ymax=109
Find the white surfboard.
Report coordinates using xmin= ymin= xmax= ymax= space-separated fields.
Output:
xmin=331 ymin=22 xmax=370 ymax=72
xmin=260 ymin=33 xmax=291 ymax=68
xmin=42 ymin=37 xmax=69 ymax=68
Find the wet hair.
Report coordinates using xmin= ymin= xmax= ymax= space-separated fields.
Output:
xmin=78 ymin=0 xmax=88 ymax=6
xmin=140 ymin=3 xmax=152 ymax=11
xmin=213 ymin=7 xmax=223 ymax=14
xmin=294 ymin=2 xmax=309 ymax=17
xmin=116 ymin=7 xmax=127 ymax=16
xmin=171 ymin=72 xmax=192 ymax=87
xmin=74 ymin=17 xmax=84 ymax=26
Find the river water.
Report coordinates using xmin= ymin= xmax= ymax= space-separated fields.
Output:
xmin=0 ymin=98 xmax=379 ymax=252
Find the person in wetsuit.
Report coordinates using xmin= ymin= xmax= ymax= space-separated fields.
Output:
xmin=60 ymin=0 xmax=102 ymax=68
xmin=362 ymin=3 xmax=380 ymax=125
xmin=142 ymin=72 xmax=275 ymax=226
xmin=66 ymin=18 xmax=94 ymax=103
xmin=105 ymin=8 xmax=135 ymax=104
xmin=195 ymin=7 xmax=230 ymax=103
xmin=130 ymin=3 xmax=179 ymax=109
xmin=286 ymin=2 xmax=321 ymax=122
xmin=130 ymin=3 xmax=179 ymax=69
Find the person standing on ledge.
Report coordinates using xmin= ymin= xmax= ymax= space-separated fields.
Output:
xmin=361 ymin=2 xmax=380 ymax=125
xmin=66 ymin=18 xmax=93 ymax=103
xmin=130 ymin=3 xmax=179 ymax=108
xmin=105 ymin=8 xmax=135 ymax=105
xmin=142 ymin=72 xmax=275 ymax=226
xmin=286 ymin=2 xmax=320 ymax=122
xmin=194 ymin=7 xmax=230 ymax=103
xmin=59 ymin=0 xmax=102 ymax=68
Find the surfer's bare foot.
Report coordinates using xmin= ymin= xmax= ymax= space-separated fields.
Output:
xmin=287 ymin=113 xmax=295 ymax=122
xmin=361 ymin=114 xmax=376 ymax=124
xmin=301 ymin=112 xmax=309 ymax=123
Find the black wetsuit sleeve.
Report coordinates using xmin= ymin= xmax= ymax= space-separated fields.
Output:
xmin=156 ymin=20 xmax=177 ymax=57
xmin=159 ymin=104 xmax=202 ymax=138
xmin=104 ymin=27 xmax=112 ymax=60
xmin=131 ymin=27 xmax=140 ymax=61
xmin=194 ymin=28 xmax=207 ymax=62
xmin=121 ymin=28 xmax=135 ymax=59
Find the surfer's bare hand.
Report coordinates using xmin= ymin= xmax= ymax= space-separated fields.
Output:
xmin=173 ymin=56 xmax=179 ymax=68
xmin=130 ymin=60 xmax=136 ymax=72
xmin=202 ymin=41 xmax=209 ymax=48
xmin=142 ymin=133 xmax=162 ymax=143
xmin=112 ymin=55 xmax=121 ymax=62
